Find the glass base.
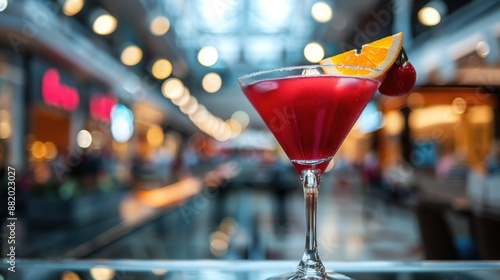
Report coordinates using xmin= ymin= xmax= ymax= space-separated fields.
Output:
xmin=266 ymin=272 xmax=353 ymax=280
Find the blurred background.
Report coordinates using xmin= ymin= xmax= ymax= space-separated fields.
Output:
xmin=0 ymin=0 xmax=500 ymax=264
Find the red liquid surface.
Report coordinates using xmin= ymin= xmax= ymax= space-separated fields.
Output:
xmin=242 ymin=75 xmax=379 ymax=174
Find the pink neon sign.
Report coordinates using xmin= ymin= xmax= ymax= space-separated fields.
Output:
xmin=42 ymin=68 xmax=79 ymax=111
xmin=90 ymin=94 xmax=117 ymax=122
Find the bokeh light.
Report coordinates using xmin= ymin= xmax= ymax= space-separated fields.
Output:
xmin=0 ymin=0 xmax=8 ymax=12
xmin=418 ymin=6 xmax=441 ymax=26
xmin=151 ymin=58 xmax=173 ymax=79
xmin=150 ymin=16 xmax=170 ymax=36
xmin=111 ymin=105 xmax=134 ymax=143
xmin=198 ymin=46 xmax=218 ymax=67
xmin=162 ymin=78 xmax=184 ymax=99
xmin=92 ymin=12 xmax=117 ymax=35
xmin=121 ymin=45 xmax=143 ymax=66
xmin=202 ymin=72 xmax=222 ymax=93
xmin=62 ymin=0 xmax=84 ymax=16
xmin=89 ymin=266 xmax=115 ymax=280
xmin=231 ymin=111 xmax=250 ymax=129
xmin=44 ymin=141 xmax=58 ymax=160
xmin=452 ymin=97 xmax=467 ymax=115
xmin=180 ymin=96 xmax=199 ymax=115
xmin=304 ymin=42 xmax=324 ymax=63
xmin=172 ymin=88 xmax=191 ymax=106
xmin=476 ymin=41 xmax=490 ymax=58
xmin=0 ymin=122 xmax=11 ymax=139
xmin=61 ymin=270 xmax=81 ymax=280
xmin=311 ymin=2 xmax=332 ymax=23
xmin=77 ymin=130 xmax=92 ymax=148
xmin=383 ymin=110 xmax=405 ymax=135
xmin=31 ymin=141 xmax=47 ymax=160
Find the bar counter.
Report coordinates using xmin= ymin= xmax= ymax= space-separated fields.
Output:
xmin=2 ymin=260 xmax=500 ymax=279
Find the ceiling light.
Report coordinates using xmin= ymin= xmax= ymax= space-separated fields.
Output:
xmin=0 ymin=0 xmax=8 ymax=12
xmin=172 ymin=87 xmax=191 ymax=106
xmin=304 ymin=42 xmax=324 ymax=63
xmin=92 ymin=10 xmax=117 ymax=35
xmin=418 ymin=7 xmax=440 ymax=26
xmin=311 ymin=2 xmax=332 ymax=23
xmin=161 ymin=78 xmax=184 ymax=99
xmin=180 ymin=96 xmax=199 ymax=115
xmin=151 ymin=58 xmax=172 ymax=79
xmin=150 ymin=16 xmax=170 ymax=36
xmin=62 ymin=0 xmax=84 ymax=16
xmin=202 ymin=72 xmax=222 ymax=93
xmin=89 ymin=266 xmax=115 ymax=280
xmin=226 ymin=119 xmax=242 ymax=138
xmin=214 ymin=127 xmax=231 ymax=142
xmin=231 ymin=111 xmax=249 ymax=129
xmin=418 ymin=0 xmax=447 ymax=26
xmin=120 ymin=45 xmax=143 ymax=66
xmin=198 ymin=46 xmax=218 ymax=67
xmin=61 ymin=271 xmax=81 ymax=280
xmin=189 ymin=105 xmax=207 ymax=121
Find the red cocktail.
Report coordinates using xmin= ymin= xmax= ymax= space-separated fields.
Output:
xmin=243 ymin=74 xmax=379 ymax=175
xmin=238 ymin=65 xmax=382 ymax=280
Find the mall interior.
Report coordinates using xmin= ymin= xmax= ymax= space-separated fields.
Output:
xmin=1 ymin=0 xmax=500 ymax=273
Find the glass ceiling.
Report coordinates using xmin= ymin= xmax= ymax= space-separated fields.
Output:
xmin=155 ymin=0 xmax=318 ymax=70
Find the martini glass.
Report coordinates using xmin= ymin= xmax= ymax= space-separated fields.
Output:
xmin=237 ymin=65 xmax=382 ymax=280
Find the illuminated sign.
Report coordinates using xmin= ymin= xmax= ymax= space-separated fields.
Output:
xmin=111 ymin=104 xmax=134 ymax=143
xmin=42 ymin=68 xmax=79 ymax=111
xmin=90 ymin=94 xmax=117 ymax=122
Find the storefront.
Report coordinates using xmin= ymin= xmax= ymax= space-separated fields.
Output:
xmin=0 ymin=48 xmax=24 ymax=172
xmin=379 ymin=87 xmax=497 ymax=176
xmin=131 ymin=102 xmax=183 ymax=187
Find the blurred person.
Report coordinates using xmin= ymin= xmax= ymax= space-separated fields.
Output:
xmin=362 ymin=149 xmax=383 ymax=195
xmin=436 ymin=150 xmax=455 ymax=181
xmin=361 ymin=150 xmax=386 ymax=219
xmin=383 ymin=156 xmax=418 ymax=205
xmin=436 ymin=143 xmax=468 ymax=182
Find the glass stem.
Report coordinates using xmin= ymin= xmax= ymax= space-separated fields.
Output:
xmin=297 ymin=169 xmax=325 ymax=276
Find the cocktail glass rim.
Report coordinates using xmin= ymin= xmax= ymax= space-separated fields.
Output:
xmin=238 ymin=64 xmax=383 ymax=87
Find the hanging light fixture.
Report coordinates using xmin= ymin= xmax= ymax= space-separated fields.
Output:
xmin=418 ymin=0 xmax=447 ymax=26
xmin=90 ymin=8 xmax=118 ymax=35
xmin=61 ymin=0 xmax=84 ymax=16
xmin=120 ymin=44 xmax=143 ymax=66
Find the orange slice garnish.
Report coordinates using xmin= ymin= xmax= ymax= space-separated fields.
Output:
xmin=320 ymin=32 xmax=403 ymax=78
